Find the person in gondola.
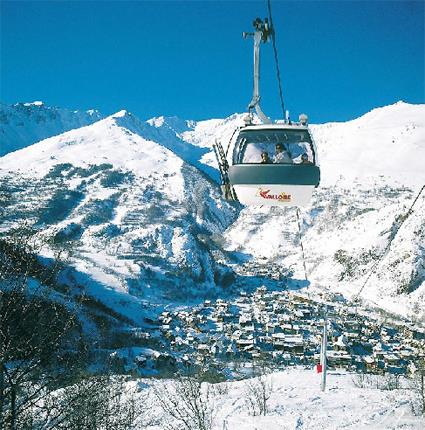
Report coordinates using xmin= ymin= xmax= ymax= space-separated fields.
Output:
xmin=300 ymin=153 xmax=313 ymax=165
xmin=273 ymin=143 xmax=292 ymax=164
xmin=260 ymin=151 xmax=271 ymax=164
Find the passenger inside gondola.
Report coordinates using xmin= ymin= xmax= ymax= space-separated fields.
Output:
xmin=260 ymin=151 xmax=271 ymax=164
xmin=273 ymin=143 xmax=292 ymax=164
xmin=234 ymin=129 xmax=316 ymax=164
xmin=300 ymin=153 xmax=313 ymax=164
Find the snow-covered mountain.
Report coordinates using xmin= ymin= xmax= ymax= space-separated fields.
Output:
xmin=0 ymin=101 xmax=424 ymax=325
xmin=0 ymin=101 xmax=103 ymax=156
xmin=0 ymin=109 xmax=239 ymax=324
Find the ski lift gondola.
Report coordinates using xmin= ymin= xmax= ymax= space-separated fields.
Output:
xmin=214 ymin=16 xmax=320 ymax=206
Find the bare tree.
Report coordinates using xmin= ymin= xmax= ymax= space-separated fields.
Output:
xmin=0 ymin=227 xmax=152 ymax=430
xmin=243 ymin=365 xmax=273 ymax=416
xmin=0 ymin=227 xmax=150 ymax=429
xmin=0 ymin=227 xmax=83 ymax=430
xmin=410 ymin=359 xmax=425 ymax=416
xmin=38 ymin=375 xmax=148 ymax=430
xmin=153 ymin=372 xmax=215 ymax=430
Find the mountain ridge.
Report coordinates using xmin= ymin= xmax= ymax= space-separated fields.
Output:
xmin=0 ymin=101 xmax=103 ymax=156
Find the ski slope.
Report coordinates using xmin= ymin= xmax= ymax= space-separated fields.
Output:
xmin=134 ymin=368 xmax=423 ymax=429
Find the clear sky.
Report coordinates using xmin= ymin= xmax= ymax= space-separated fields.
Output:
xmin=1 ymin=0 xmax=424 ymax=123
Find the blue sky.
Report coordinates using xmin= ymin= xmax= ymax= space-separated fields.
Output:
xmin=1 ymin=0 xmax=424 ymax=123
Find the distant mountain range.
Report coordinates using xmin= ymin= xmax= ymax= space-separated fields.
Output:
xmin=0 ymin=100 xmax=424 ymax=325
xmin=0 ymin=101 xmax=103 ymax=156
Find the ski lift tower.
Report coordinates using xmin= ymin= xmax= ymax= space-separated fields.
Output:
xmin=320 ymin=305 xmax=328 ymax=392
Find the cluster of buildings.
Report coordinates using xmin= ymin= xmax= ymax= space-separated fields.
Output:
xmin=146 ymin=287 xmax=425 ymax=375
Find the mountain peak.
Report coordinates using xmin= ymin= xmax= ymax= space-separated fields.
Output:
xmin=111 ymin=109 xmax=130 ymax=119
xmin=146 ymin=115 xmax=194 ymax=135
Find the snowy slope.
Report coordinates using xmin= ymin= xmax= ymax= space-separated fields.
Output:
xmin=311 ymin=101 xmax=425 ymax=187
xmin=0 ymin=110 xmax=238 ymax=323
xmin=0 ymin=101 xmax=103 ymax=156
xmin=139 ymin=368 xmax=423 ymax=430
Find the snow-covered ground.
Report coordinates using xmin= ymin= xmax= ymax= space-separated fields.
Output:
xmin=133 ymin=368 xmax=423 ymax=429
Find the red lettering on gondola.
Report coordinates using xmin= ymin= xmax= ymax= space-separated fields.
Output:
xmin=256 ymin=188 xmax=292 ymax=201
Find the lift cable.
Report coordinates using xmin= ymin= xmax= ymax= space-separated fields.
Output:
xmin=296 ymin=208 xmax=308 ymax=280
xmin=353 ymin=184 xmax=425 ymax=302
xmin=267 ymin=0 xmax=286 ymax=119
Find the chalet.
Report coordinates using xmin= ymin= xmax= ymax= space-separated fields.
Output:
xmin=231 ymin=329 xmax=242 ymax=340
xmin=333 ymin=335 xmax=349 ymax=352
xmin=272 ymin=333 xmax=304 ymax=354
xmin=197 ymin=344 xmax=211 ymax=356
xmin=327 ymin=350 xmax=352 ymax=367
xmin=239 ymin=313 xmax=253 ymax=326
xmin=241 ymin=323 xmax=255 ymax=333
xmin=278 ymin=314 xmax=292 ymax=323
xmin=383 ymin=353 xmax=401 ymax=366
xmin=291 ymin=322 xmax=302 ymax=333
xmin=343 ymin=328 xmax=360 ymax=340
xmin=265 ymin=322 xmax=278 ymax=334
xmin=373 ymin=342 xmax=390 ymax=360
xmin=363 ymin=355 xmax=376 ymax=371
xmin=272 ymin=333 xmax=287 ymax=351
xmin=249 ymin=349 xmax=262 ymax=360
xmin=284 ymin=335 xmax=304 ymax=355
xmin=272 ymin=351 xmax=293 ymax=364
xmin=236 ymin=337 xmax=256 ymax=350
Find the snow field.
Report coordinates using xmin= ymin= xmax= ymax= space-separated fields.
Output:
xmin=137 ymin=368 xmax=423 ymax=430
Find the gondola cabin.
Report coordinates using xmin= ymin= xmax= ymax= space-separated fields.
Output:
xmin=227 ymin=122 xmax=320 ymax=206
xmin=213 ymin=15 xmax=321 ymax=207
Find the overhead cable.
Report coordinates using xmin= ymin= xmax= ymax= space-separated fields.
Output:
xmin=267 ymin=0 xmax=286 ymax=119
xmin=353 ymin=184 xmax=425 ymax=302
